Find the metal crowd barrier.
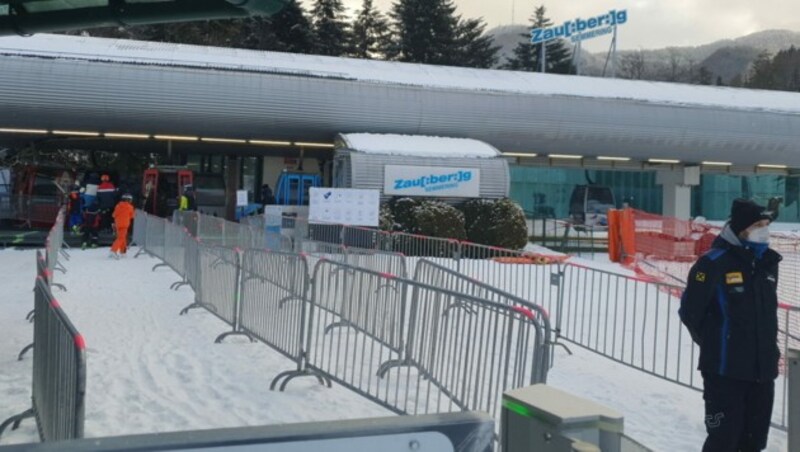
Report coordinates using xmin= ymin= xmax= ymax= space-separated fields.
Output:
xmin=133 ymin=218 xmax=552 ymax=438
xmin=45 ymin=209 xmax=68 ymax=287
xmin=19 ymin=251 xmax=51 ymax=359
xmin=391 ymin=232 xmax=461 ymax=259
xmin=301 ymin=259 xmax=550 ymax=426
xmin=0 ymin=277 xmax=86 ymax=442
xmin=554 ymin=262 xmax=697 ymax=387
xmin=179 ymin=245 xmax=252 ymax=343
xmin=550 ymin=261 xmax=795 ymax=432
xmin=180 ymin=235 xmax=201 ymax=292
xmin=412 ymin=259 xmax=552 ymax=383
xmin=197 ymin=214 xmax=226 ymax=246
xmin=172 ymin=210 xmax=200 ymax=237
xmin=455 ymin=242 xmax=560 ymax=310
xmin=26 ymin=209 xmax=68 ymax=323
xmin=345 ymin=247 xmax=408 ymax=279
xmin=342 ymin=225 xmax=394 ymax=251
xmin=131 ymin=209 xmax=148 ymax=249
xmin=777 ymin=305 xmax=800 ymax=431
xmin=137 ymin=215 xmax=166 ymax=261
xmin=158 ymin=221 xmax=188 ymax=279
xmin=237 ymin=249 xmax=329 ymax=390
xmin=294 ymin=239 xmax=347 ymax=271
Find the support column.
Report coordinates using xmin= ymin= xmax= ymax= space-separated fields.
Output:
xmin=225 ymin=155 xmax=240 ymax=222
xmin=656 ymin=166 xmax=699 ymax=220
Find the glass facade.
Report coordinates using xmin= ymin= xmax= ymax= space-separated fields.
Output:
xmin=510 ymin=165 xmax=800 ymax=222
xmin=510 ymin=166 xmax=661 ymax=219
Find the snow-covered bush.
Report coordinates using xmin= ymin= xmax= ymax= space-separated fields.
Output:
xmin=489 ymin=198 xmax=528 ymax=250
xmin=379 ymin=203 xmax=395 ymax=231
xmin=388 ymin=197 xmax=419 ymax=232
xmin=460 ymin=198 xmax=528 ymax=250
xmin=413 ymin=200 xmax=466 ymax=240
xmin=461 ymin=198 xmax=495 ymax=244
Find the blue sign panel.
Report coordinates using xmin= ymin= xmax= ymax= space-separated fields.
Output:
xmin=531 ymin=10 xmax=628 ymax=44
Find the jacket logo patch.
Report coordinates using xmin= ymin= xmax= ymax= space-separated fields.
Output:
xmin=705 ymin=412 xmax=725 ymax=429
xmin=695 ymin=272 xmax=706 ymax=282
xmin=726 ymin=272 xmax=744 ymax=285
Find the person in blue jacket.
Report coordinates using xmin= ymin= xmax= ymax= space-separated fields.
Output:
xmin=680 ymin=198 xmax=781 ymax=452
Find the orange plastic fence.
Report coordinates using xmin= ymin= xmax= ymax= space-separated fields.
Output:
xmin=606 ymin=208 xmax=636 ymax=264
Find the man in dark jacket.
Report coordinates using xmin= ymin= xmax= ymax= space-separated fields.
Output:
xmin=96 ymin=174 xmax=117 ymax=231
xmin=680 ymin=198 xmax=781 ymax=452
xmin=82 ymin=202 xmax=101 ymax=249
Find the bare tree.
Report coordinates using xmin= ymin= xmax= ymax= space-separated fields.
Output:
xmin=667 ymin=48 xmax=682 ymax=82
xmin=620 ymin=50 xmax=647 ymax=79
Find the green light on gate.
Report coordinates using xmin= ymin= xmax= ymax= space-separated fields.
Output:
xmin=502 ymin=399 xmax=536 ymax=418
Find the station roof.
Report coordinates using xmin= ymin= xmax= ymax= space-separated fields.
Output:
xmin=0 ymin=34 xmax=798 ymax=171
xmin=337 ymin=134 xmax=501 ymax=159
xmin=1 ymin=33 xmax=798 ymax=115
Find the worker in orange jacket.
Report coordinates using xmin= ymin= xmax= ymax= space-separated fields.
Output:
xmin=110 ymin=193 xmax=135 ymax=258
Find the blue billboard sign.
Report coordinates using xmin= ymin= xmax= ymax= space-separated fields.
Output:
xmin=531 ymin=9 xmax=628 ymax=44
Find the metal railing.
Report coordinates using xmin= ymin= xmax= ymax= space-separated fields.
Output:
xmin=412 ymin=259 xmax=552 ymax=384
xmin=198 ymin=211 xmax=800 ymax=433
xmin=777 ymin=305 xmax=800 ymax=431
xmin=132 ymin=215 xmax=552 ymax=442
xmin=238 ymin=249 xmax=322 ymax=389
xmin=300 ymin=259 xmax=550 ymax=424
xmin=179 ymin=245 xmax=249 ymax=342
xmin=0 ymin=275 xmax=86 ymax=442
xmin=45 ymin=209 xmax=68 ymax=290
xmin=24 ymin=208 xmax=68 ymax=325
xmin=131 ymin=209 xmax=148 ymax=249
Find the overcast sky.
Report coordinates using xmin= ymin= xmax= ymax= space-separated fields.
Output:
xmin=326 ymin=0 xmax=800 ymax=52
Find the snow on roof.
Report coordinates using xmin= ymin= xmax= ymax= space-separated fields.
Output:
xmin=337 ymin=133 xmax=501 ymax=158
xmin=1 ymin=34 xmax=800 ymax=115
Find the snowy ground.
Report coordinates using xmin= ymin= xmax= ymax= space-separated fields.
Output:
xmin=0 ymin=247 xmax=788 ymax=450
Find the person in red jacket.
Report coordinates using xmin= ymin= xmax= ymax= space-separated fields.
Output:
xmin=110 ymin=193 xmax=135 ymax=258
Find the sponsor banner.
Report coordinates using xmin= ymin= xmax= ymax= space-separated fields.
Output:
xmin=309 ymin=188 xmax=380 ymax=226
xmin=384 ymin=165 xmax=480 ymax=198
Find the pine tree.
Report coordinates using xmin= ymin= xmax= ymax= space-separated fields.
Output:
xmin=387 ymin=0 xmax=498 ymax=68
xmin=504 ymin=5 xmax=572 ymax=74
xmin=310 ymin=0 xmax=351 ymax=56
xmin=243 ymin=0 xmax=314 ymax=54
xmin=351 ymin=0 xmax=390 ymax=59
xmin=387 ymin=0 xmax=460 ymax=65
xmin=695 ymin=66 xmax=713 ymax=85
xmin=746 ymin=51 xmax=775 ymax=90
xmin=454 ymin=18 xmax=500 ymax=68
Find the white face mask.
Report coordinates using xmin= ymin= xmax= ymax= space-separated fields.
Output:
xmin=746 ymin=226 xmax=770 ymax=244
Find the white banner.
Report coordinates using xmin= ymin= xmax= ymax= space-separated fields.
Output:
xmin=236 ymin=190 xmax=249 ymax=207
xmin=384 ymin=165 xmax=480 ymax=198
xmin=309 ymin=188 xmax=380 ymax=227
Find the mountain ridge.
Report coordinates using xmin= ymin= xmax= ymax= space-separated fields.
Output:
xmin=487 ymin=27 xmax=800 ymax=82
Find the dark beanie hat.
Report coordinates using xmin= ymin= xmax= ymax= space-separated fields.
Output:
xmin=730 ymin=198 xmax=770 ymax=235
